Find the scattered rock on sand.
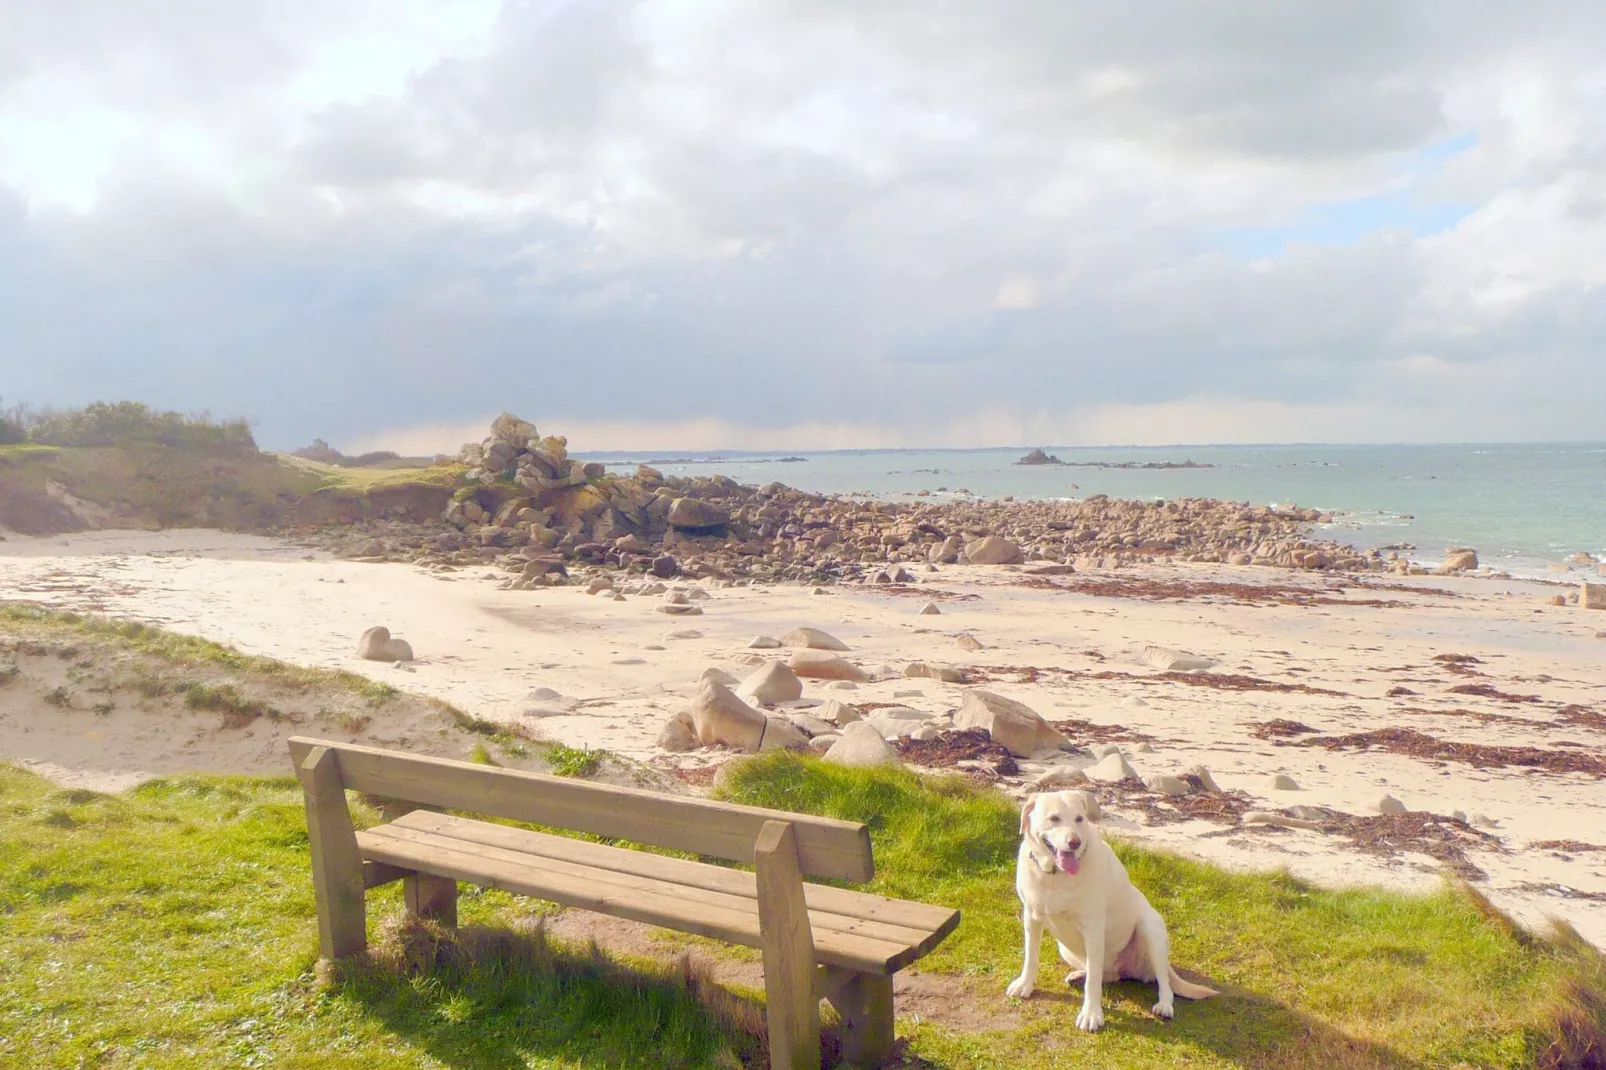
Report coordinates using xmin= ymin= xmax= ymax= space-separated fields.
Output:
xmin=664 ymin=629 xmax=702 ymax=640
xmin=356 ymin=626 xmax=414 ymax=663
xmin=688 ymin=681 xmax=767 ymax=750
xmin=1266 ymin=774 xmax=1300 ymax=791
xmin=823 ymin=722 xmax=903 ymax=767
xmin=827 ymin=680 xmax=859 ymax=690
xmin=759 ymin=714 xmax=809 ymax=751
xmin=1436 ymin=548 xmax=1479 ymax=574
xmin=787 ymin=649 xmax=871 ymax=681
xmin=781 ymin=627 xmax=850 ymax=651
xmin=1086 ymin=751 xmax=1140 ymax=782
xmin=1244 ymin=811 xmax=1325 ymax=831
xmin=652 ymin=555 xmax=679 ymax=579
xmin=786 ymin=713 xmax=835 ymax=737
xmin=904 ymin=661 xmax=964 ymax=683
xmin=738 ymin=662 xmax=804 ymax=704
xmin=815 ymin=699 xmax=861 ymax=725
xmin=1376 ymin=794 xmax=1406 ymax=814
xmin=659 ymin=603 xmax=703 ymax=616
xmin=1185 ymin=764 xmax=1221 ymax=792
xmin=700 ymin=667 xmax=739 ymax=686
xmin=1145 ymin=774 xmax=1191 ymax=796
xmin=955 ymin=689 xmax=1069 ymax=757
xmin=956 ymin=633 xmax=985 ymax=651
xmin=965 ymin=535 xmax=1025 ymax=565
xmin=1122 ymin=696 xmax=1148 ymax=708
xmin=918 ymin=601 xmax=942 ymax=615
xmin=748 ymin=636 xmax=782 ymax=649
xmin=1031 ymin=768 xmax=1090 ymax=791
xmin=656 ymin=711 xmax=698 ymax=752
xmin=1141 ymin=645 xmax=1216 ymax=671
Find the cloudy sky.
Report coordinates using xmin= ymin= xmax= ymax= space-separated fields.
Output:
xmin=3 ymin=1 xmax=1604 ymax=452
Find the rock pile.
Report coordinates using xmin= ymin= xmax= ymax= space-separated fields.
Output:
xmin=307 ymin=414 xmax=1395 ymax=580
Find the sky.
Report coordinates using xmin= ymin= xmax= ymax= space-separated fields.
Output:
xmin=2 ymin=1 xmax=1604 ymax=453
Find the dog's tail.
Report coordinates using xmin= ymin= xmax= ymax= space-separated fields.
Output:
xmin=1168 ymin=967 xmax=1218 ymax=1000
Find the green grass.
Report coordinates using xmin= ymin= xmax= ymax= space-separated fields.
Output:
xmin=0 ymin=604 xmax=401 ymax=707
xmin=0 ymin=751 xmax=1601 ymax=1068
xmin=545 ymin=743 xmax=604 ymax=778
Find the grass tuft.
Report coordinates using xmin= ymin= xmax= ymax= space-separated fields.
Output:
xmin=545 ymin=743 xmax=604 ymax=778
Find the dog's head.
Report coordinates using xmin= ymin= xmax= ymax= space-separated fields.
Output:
xmin=1019 ymin=790 xmax=1102 ymax=876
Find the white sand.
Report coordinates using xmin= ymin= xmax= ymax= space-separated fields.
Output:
xmin=4 ymin=528 xmax=1604 ymax=945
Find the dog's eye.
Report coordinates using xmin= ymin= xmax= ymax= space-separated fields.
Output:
xmin=1075 ymin=816 xmax=1084 ymax=823
xmin=1047 ymin=815 xmax=1061 ymax=824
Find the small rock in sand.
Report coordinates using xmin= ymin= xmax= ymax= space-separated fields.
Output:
xmin=586 ymin=577 xmax=614 ymax=594
xmin=787 ymin=649 xmax=871 ymax=681
xmin=911 ymin=724 xmax=941 ymax=741
xmin=1266 ymin=774 xmax=1300 ymax=791
xmin=528 ymin=687 xmax=562 ymax=702
xmin=656 ymin=711 xmax=698 ymax=752
xmin=700 ymin=667 xmax=739 ymax=686
xmin=808 ymin=733 xmax=841 ymax=754
xmin=759 ymin=715 xmax=809 ymax=751
xmin=640 ymin=582 xmax=668 ymax=596
xmin=918 ymin=601 xmax=941 ymax=615
xmin=1141 ymin=645 xmax=1216 ymax=672
xmin=823 ymin=722 xmax=903 ymax=767
xmin=1244 ymin=811 xmax=1324 ymax=831
xmin=1145 ymin=774 xmax=1191 ymax=796
xmin=956 ymin=633 xmax=985 ymax=651
xmin=1470 ymin=812 xmax=1498 ymax=828
xmin=356 ymin=626 xmax=414 ymax=663
xmin=1185 ymin=764 xmax=1221 ymax=792
xmin=781 ymin=627 xmax=850 ymax=651
xmin=1092 ymin=742 xmax=1124 ymax=758
xmin=827 ymin=681 xmax=859 ymax=691
xmin=660 ymin=603 xmax=703 ymax=616
xmin=1031 ymin=768 xmax=1089 ymax=791
xmin=665 ymin=629 xmax=703 ymax=640
xmin=1086 ymin=752 xmax=1140 ymax=782
xmin=739 ymin=662 xmax=804 ymax=704
xmin=1376 ymin=794 xmax=1406 ymax=814
xmin=748 ymin=636 xmax=782 ymax=649
xmin=1134 ymin=742 xmax=1155 ymax=754
xmin=1121 ymin=696 xmax=1148 ymax=708
xmin=786 ymin=713 xmax=835 ymax=737
xmin=904 ymin=662 xmax=964 ymax=682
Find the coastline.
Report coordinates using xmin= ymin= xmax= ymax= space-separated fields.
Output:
xmin=3 ymin=526 xmax=1604 ymax=948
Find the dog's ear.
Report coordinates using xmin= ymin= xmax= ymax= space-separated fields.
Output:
xmin=1080 ymin=791 xmax=1102 ymax=822
xmin=1019 ymin=793 xmax=1039 ymax=836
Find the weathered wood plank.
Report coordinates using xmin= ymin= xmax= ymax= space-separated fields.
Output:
xmin=356 ymin=828 xmax=911 ymax=974
xmin=366 ymin=824 xmax=930 ymax=950
xmin=288 ymin=737 xmax=873 ymax=882
xmin=403 ymin=871 xmax=458 ymax=927
xmin=828 ymin=973 xmax=896 ymax=1068
xmin=755 ymin=821 xmax=820 ymax=1070
xmin=297 ymin=745 xmax=366 ymax=960
xmin=396 ymin=810 xmax=956 ymax=936
xmin=362 ymin=860 xmax=408 ymax=889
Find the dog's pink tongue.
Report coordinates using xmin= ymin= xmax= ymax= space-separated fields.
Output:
xmin=1056 ymin=850 xmax=1080 ymax=875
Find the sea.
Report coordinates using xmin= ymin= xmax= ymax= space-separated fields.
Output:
xmin=577 ymin=443 xmax=1606 ymax=581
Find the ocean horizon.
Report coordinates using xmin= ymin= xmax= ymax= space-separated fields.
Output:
xmin=576 ymin=441 xmax=1606 ymax=581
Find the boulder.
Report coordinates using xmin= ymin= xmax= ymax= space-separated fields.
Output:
xmin=748 ymin=636 xmax=782 ymax=649
xmin=953 ymin=689 xmax=1068 ymax=757
xmin=1582 ymin=582 xmax=1606 ymax=611
xmin=965 ymin=535 xmax=1024 ymax=565
xmin=356 ymin=626 xmax=413 ymax=663
xmin=1266 ymin=774 xmax=1300 ymax=791
xmin=787 ymin=650 xmax=871 ymax=682
xmin=786 ymin=713 xmax=836 ymax=738
xmin=1086 ymin=751 xmax=1140 ymax=782
xmin=822 ymin=722 xmax=902 ymax=767
xmin=929 ymin=535 xmax=964 ymax=564
xmin=1184 ymin=764 xmax=1221 ymax=793
xmin=1376 ymin=794 xmax=1406 ymax=814
xmin=652 ymin=554 xmax=680 ymax=579
xmin=738 ymin=662 xmax=804 ymax=704
xmin=700 ymin=667 xmax=739 ymax=687
xmin=759 ymin=715 xmax=810 ymax=751
xmin=815 ymin=699 xmax=860 ymax=725
xmin=918 ymin=601 xmax=942 ymax=616
xmin=903 ymin=662 xmax=964 ymax=683
xmin=656 ymin=712 xmax=698 ymax=752
xmin=1145 ymin=774 xmax=1191 ymax=796
xmin=667 ymin=498 xmax=730 ymax=531
xmin=687 ymin=681 xmax=767 ymax=750
xmin=1436 ymin=548 xmax=1479 ymax=574
xmin=956 ymin=633 xmax=985 ymax=651
xmin=781 ymin=627 xmax=850 ymax=651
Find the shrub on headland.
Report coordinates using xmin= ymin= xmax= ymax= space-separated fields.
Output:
xmin=16 ymin=401 xmax=257 ymax=453
xmin=0 ymin=398 xmax=29 ymax=445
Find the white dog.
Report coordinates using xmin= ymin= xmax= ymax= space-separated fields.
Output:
xmin=1007 ymin=790 xmax=1217 ymax=1032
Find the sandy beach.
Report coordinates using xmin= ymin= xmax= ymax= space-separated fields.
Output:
xmin=2 ymin=527 xmax=1603 ymax=946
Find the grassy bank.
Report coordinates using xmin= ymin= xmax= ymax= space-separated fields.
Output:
xmin=0 ymin=753 xmax=1601 ymax=1067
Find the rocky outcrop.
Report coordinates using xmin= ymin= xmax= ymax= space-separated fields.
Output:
xmin=1015 ymin=449 xmax=1065 ymax=466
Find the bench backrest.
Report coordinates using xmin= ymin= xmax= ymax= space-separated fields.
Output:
xmin=287 ymin=737 xmax=874 ymax=883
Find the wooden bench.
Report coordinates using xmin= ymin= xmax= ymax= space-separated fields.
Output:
xmin=289 ymin=737 xmax=960 ymax=1069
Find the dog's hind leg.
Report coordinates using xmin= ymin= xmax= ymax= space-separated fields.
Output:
xmin=1056 ymin=942 xmax=1087 ymax=986
xmin=1136 ymin=906 xmax=1174 ymax=1020
xmin=1006 ymin=908 xmax=1044 ymax=999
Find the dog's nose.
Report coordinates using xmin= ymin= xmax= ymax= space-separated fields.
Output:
xmin=1068 ymin=837 xmax=1082 ymax=850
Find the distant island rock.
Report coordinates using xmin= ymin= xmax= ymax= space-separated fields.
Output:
xmin=1015 ymin=449 xmax=1065 ymax=466
xmin=1064 ymin=460 xmax=1216 ymax=470
xmin=777 ymin=456 xmax=808 ymax=463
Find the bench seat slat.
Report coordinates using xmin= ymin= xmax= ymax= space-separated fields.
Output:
xmin=358 ymin=829 xmax=918 ymax=974
xmin=363 ymin=823 xmax=938 ymax=955
xmin=395 ymin=810 xmax=958 ymax=936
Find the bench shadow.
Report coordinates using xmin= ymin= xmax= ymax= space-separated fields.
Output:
xmin=327 ymin=913 xmax=860 ymax=1069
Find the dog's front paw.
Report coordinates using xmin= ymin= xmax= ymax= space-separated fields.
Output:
xmin=1152 ymin=998 xmax=1175 ymax=1021
xmin=1005 ymin=976 xmax=1035 ymax=1000
xmin=1075 ymin=1002 xmax=1104 ymax=1032
xmin=1062 ymin=968 xmax=1087 ymax=986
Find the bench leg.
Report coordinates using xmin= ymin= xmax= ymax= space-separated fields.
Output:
xmin=755 ymin=821 xmax=821 ymax=1070
xmin=828 ymin=973 xmax=895 ymax=1068
xmin=403 ymin=872 xmax=459 ymax=927
xmin=298 ymin=746 xmax=366 ymax=960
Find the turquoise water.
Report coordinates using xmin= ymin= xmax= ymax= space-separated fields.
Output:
xmin=580 ymin=443 xmax=1606 ymax=579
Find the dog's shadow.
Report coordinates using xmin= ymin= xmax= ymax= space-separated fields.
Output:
xmin=1017 ymin=974 xmax=1426 ymax=1068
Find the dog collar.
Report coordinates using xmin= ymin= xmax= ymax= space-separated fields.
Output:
xmin=1029 ymin=846 xmax=1059 ymax=875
